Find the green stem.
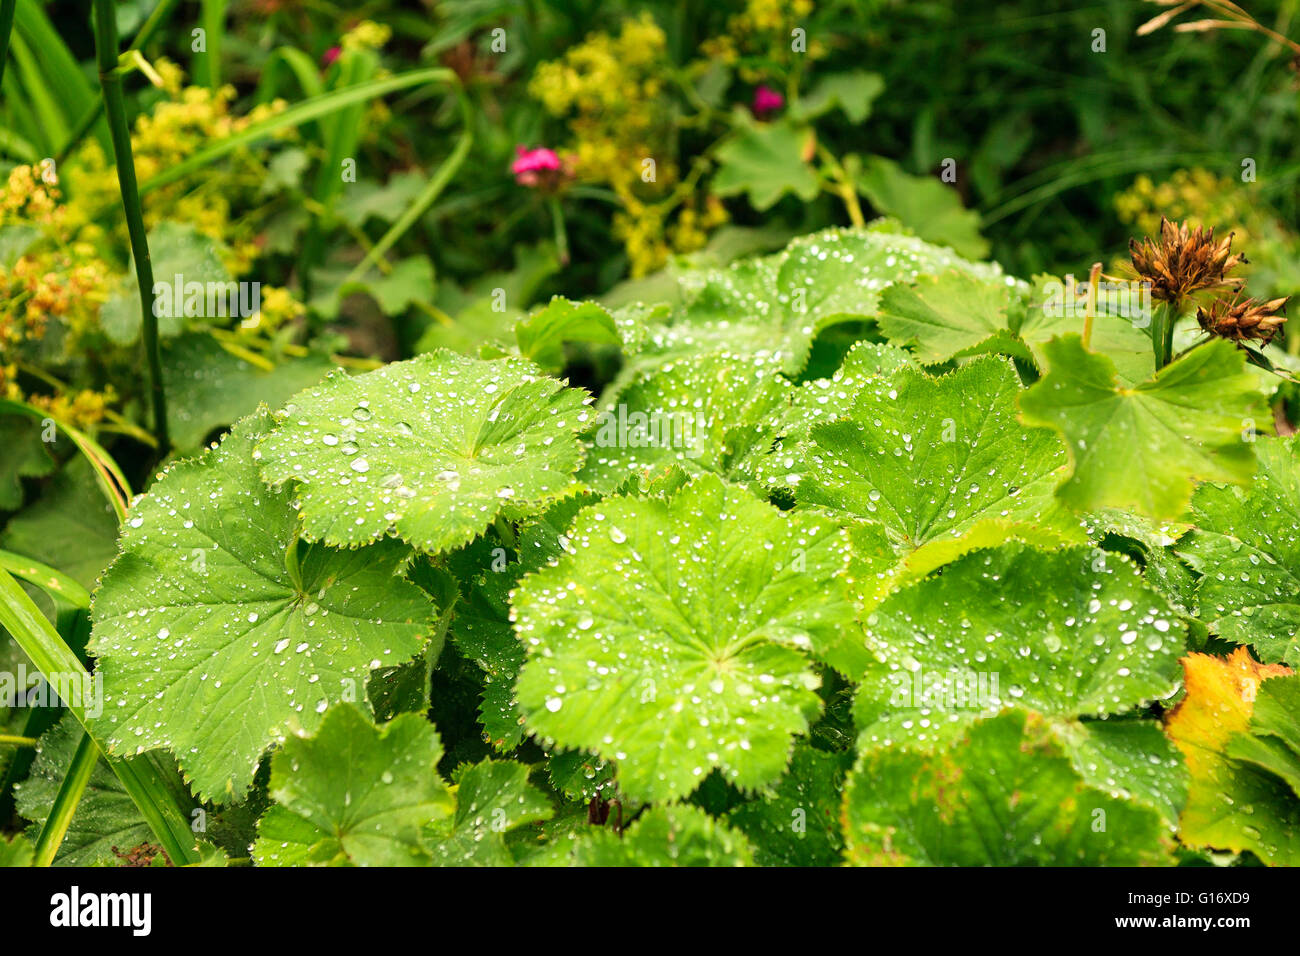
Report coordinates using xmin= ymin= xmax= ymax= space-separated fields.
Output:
xmin=493 ymin=515 xmax=517 ymax=550
xmin=548 ymin=196 xmax=569 ymax=266
xmin=32 ymin=731 xmax=97 ymax=867
xmin=342 ymin=90 xmax=472 ymax=285
xmin=1152 ymin=300 xmax=1181 ymax=370
xmin=93 ymin=0 xmax=169 ymax=452
xmin=55 ymin=0 xmax=182 ymax=165
xmin=0 ymin=734 xmax=37 ymax=747
xmin=0 ymin=0 xmax=17 ymax=91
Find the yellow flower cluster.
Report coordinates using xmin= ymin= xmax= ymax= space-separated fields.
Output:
xmin=1 ymin=163 xmax=62 ymax=226
xmin=0 ymin=66 xmax=311 ymax=431
xmin=341 ymin=20 xmax=392 ymax=52
xmin=531 ymin=14 xmax=673 ymax=194
xmin=70 ymin=81 xmax=289 ymax=275
xmin=24 ymin=385 xmax=118 ymax=430
xmin=700 ymin=0 xmax=826 ymax=77
xmin=533 ymin=14 xmax=735 ymax=275
xmin=237 ymin=284 xmax=306 ymax=338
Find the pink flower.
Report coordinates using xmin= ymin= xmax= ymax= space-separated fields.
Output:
xmin=752 ymin=85 xmax=784 ymax=118
xmin=322 ymin=46 xmax=341 ymax=68
xmin=511 ymin=146 xmax=567 ymax=188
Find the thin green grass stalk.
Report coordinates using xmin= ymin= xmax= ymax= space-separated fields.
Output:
xmin=54 ymin=0 xmax=182 ymax=165
xmin=31 ymin=730 xmax=97 ymax=867
xmin=0 ymin=0 xmax=17 ymax=90
xmin=0 ymin=568 xmax=200 ymax=864
xmin=92 ymin=0 xmax=168 ymax=452
xmin=343 ymin=90 xmax=473 ymax=283
xmin=196 ymin=0 xmax=228 ymax=89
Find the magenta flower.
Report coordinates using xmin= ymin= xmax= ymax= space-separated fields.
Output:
xmin=322 ymin=46 xmax=342 ymax=68
xmin=752 ymin=85 xmax=785 ymax=118
xmin=511 ymin=146 xmax=567 ymax=188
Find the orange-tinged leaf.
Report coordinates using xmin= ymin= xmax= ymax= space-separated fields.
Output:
xmin=1166 ymin=648 xmax=1299 ymax=864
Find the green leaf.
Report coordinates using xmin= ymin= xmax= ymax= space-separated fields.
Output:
xmin=658 ymin=227 xmax=1006 ymax=375
xmin=449 ymin=561 xmax=528 ymax=752
xmin=514 ymin=297 xmax=621 ymax=374
xmin=426 ymin=759 xmax=553 ymax=866
xmin=1226 ymin=674 xmax=1300 ymax=796
xmin=854 ymin=543 xmax=1184 ymax=744
xmin=725 ymin=744 xmax=850 ymax=866
xmin=512 ymin=474 xmax=857 ymax=802
xmin=255 ymin=350 xmax=590 ymax=552
xmin=15 ymin=713 xmax=187 ymax=867
xmin=90 ymin=412 xmax=435 ymax=802
xmin=164 ymin=333 xmax=334 ymax=450
xmin=1019 ymin=336 xmax=1265 ymax=520
xmin=854 ymin=156 xmax=989 ymax=259
xmin=713 ymin=119 xmax=819 ymax=211
xmin=793 ymin=71 xmax=885 ymax=123
xmin=875 ymin=271 xmax=1022 ymax=364
xmin=308 ymin=255 xmax=435 ymax=319
xmin=794 ymin=358 xmax=1075 ymax=571
xmin=580 ymin=350 xmax=792 ymax=493
xmin=0 ymin=833 xmax=33 ymax=867
xmin=252 ymin=704 xmax=453 ymax=866
xmin=100 ymin=222 xmax=232 ymax=345
xmin=1166 ymin=649 xmax=1300 ymax=865
xmin=1018 ymin=274 xmax=1154 ymax=385
xmin=2 ymin=457 xmax=119 ymax=591
xmin=0 ymin=414 xmax=54 ymax=511
xmin=843 ymin=711 xmax=1172 ymax=865
xmin=1175 ymin=436 xmax=1300 ymax=665
xmin=536 ymin=804 xmax=755 ymax=866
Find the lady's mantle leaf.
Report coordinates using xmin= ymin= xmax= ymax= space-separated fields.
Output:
xmin=725 ymin=744 xmax=851 ymax=866
xmin=511 ymin=474 xmax=856 ymax=802
xmin=253 ymin=704 xmax=453 ymax=866
xmin=0 ymin=834 xmax=33 ymax=867
xmin=875 ymin=271 xmax=1020 ymax=364
xmin=255 ymin=350 xmax=591 ymax=551
xmin=1175 ymin=436 xmax=1300 ymax=665
xmin=794 ymin=357 xmax=1077 ymax=581
xmin=90 ymin=413 xmax=435 ymax=802
xmin=1228 ymin=675 xmax=1300 ymax=797
xmin=534 ymin=804 xmax=755 ymax=867
xmin=426 ymin=759 xmax=553 ymax=866
xmin=579 ymin=351 xmax=792 ymax=493
xmin=651 ymin=227 xmax=1007 ymax=375
xmin=856 ymin=544 xmax=1185 ymax=743
xmin=1165 ymin=649 xmax=1300 ymax=865
xmin=1019 ymin=336 xmax=1265 ymax=520
xmin=843 ymin=711 xmax=1172 ymax=865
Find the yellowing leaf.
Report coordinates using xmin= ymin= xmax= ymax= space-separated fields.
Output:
xmin=1166 ymin=648 xmax=1300 ymax=864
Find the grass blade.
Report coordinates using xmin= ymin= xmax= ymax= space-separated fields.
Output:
xmin=0 ymin=398 xmax=132 ymax=521
xmin=0 ymin=0 xmax=16 ymax=90
xmin=30 ymin=729 xmax=97 ymax=867
xmin=136 ymin=67 xmax=457 ymax=195
xmin=0 ymin=549 xmax=91 ymax=610
xmin=344 ymin=91 xmax=473 ymax=282
xmin=0 ymin=568 xmax=201 ymax=864
xmin=93 ymin=0 xmax=169 ymax=452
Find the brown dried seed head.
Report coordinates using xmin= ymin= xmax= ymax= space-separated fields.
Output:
xmin=1195 ymin=293 xmax=1289 ymax=346
xmin=1129 ymin=217 xmax=1246 ymax=304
